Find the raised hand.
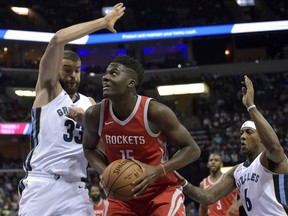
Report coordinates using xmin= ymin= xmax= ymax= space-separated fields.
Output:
xmin=241 ymin=75 xmax=255 ymax=108
xmin=104 ymin=3 xmax=126 ymax=33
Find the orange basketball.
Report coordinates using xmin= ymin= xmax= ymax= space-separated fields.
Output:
xmin=101 ymin=159 xmax=144 ymax=201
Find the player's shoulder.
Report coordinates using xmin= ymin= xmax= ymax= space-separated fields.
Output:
xmin=81 ymin=96 xmax=98 ymax=116
xmin=86 ymin=103 xmax=100 ymax=114
xmin=148 ymin=99 xmax=171 ymax=114
xmin=83 ymin=104 xmax=101 ymax=128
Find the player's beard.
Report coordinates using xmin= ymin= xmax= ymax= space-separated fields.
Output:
xmin=60 ymin=79 xmax=80 ymax=95
xmin=210 ymin=166 xmax=219 ymax=172
xmin=91 ymin=195 xmax=101 ymax=203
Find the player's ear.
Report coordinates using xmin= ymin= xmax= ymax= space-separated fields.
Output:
xmin=128 ymin=79 xmax=136 ymax=88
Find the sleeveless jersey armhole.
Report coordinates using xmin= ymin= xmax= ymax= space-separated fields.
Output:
xmin=144 ymin=98 xmax=161 ymax=137
xmin=98 ymin=100 xmax=106 ymax=137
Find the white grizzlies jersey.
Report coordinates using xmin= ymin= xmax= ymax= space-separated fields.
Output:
xmin=24 ymin=90 xmax=92 ymax=179
xmin=234 ymin=152 xmax=288 ymax=215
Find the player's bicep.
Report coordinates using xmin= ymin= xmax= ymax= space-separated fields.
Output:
xmin=83 ymin=105 xmax=100 ymax=149
xmin=149 ymin=102 xmax=191 ymax=147
xmin=37 ymin=40 xmax=64 ymax=91
xmin=168 ymin=123 xmax=193 ymax=147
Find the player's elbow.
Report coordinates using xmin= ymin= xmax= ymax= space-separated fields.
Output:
xmin=195 ymin=145 xmax=201 ymax=159
xmin=190 ymin=144 xmax=201 ymax=162
xmin=49 ymin=30 xmax=66 ymax=46
xmin=268 ymin=147 xmax=285 ymax=163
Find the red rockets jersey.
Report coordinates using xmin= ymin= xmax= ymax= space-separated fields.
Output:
xmin=203 ymin=174 xmax=239 ymax=216
xmin=93 ymin=199 xmax=107 ymax=216
xmin=98 ymin=95 xmax=179 ymax=188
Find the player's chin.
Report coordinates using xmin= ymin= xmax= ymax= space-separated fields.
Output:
xmin=102 ymin=90 xmax=113 ymax=98
xmin=67 ymin=84 xmax=78 ymax=92
xmin=210 ymin=167 xmax=217 ymax=172
xmin=102 ymin=92 xmax=109 ymax=98
xmin=65 ymin=87 xmax=77 ymax=95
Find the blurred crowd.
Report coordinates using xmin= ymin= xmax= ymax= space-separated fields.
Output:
xmin=0 ymin=173 xmax=20 ymax=216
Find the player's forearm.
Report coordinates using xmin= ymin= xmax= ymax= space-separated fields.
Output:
xmin=53 ymin=18 xmax=107 ymax=46
xmin=183 ymin=183 xmax=217 ymax=205
xmin=249 ymin=107 xmax=283 ymax=160
xmin=84 ymin=148 xmax=107 ymax=174
xmin=165 ymin=144 xmax=200 ymax=174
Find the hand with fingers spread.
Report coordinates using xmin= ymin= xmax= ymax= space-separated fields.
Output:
xmin=103 ymin=3 xmax=126 ymax=33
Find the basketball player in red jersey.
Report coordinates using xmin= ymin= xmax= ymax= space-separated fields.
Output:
xmin=89 ymin=185 xmax=108 ymax=216
xmin=199 ymin=153 xmax=241 ymax=216
xmin=83 ymin=54 xmax=201 ymax=215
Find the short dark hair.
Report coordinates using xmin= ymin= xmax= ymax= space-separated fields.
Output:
xmin=112 ymin=55 xmax=144 ymax=90
xmin=209 ymin=152 xmax=222 ymax=161
xmin=63 ymin=50 xmax=81 ymax=62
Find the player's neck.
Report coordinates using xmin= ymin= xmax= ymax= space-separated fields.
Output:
xmin=246 ymin=146 xmax=264 ymax=163
xmin=209 ymin=171 xmax=223 ymax=182
xmin=94 ymin=198 xmax=103 ymax=206
xmin=68 ymin=93 xmax=77 ymax=102
xmin=112 ymin=94 xmax=138 ymax=120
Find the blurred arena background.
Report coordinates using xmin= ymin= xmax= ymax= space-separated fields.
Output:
xmin=0 ymin=0 xmax=288 ymax=215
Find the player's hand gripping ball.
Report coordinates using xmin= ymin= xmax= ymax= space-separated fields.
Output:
xmin=101 ymin=159 xmax=144 ymax=201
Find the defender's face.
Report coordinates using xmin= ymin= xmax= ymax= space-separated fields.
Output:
xmin=207 ymin=154 xmax=222 ymax=172
xmin=59 ymin=59 xmax=81 ymax=94
xmin=102 ymin=62 xmax=133 ymax=98
xmin=240 ymin=127 xmax=261 ymax=155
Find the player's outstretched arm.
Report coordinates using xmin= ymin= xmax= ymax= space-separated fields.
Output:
xmin=198 ymin=180 xmax=208 ymax=216
xmin=242 ymin=75 xmax=286 ymax=165
xmin=37 ymin=3 xmax=125 ymax=93
xmin=175 ymin=168 xmax=236 ymax=205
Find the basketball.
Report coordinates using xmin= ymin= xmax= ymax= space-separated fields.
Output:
xmin=101 ymin=159 xmax=144 ymax=201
